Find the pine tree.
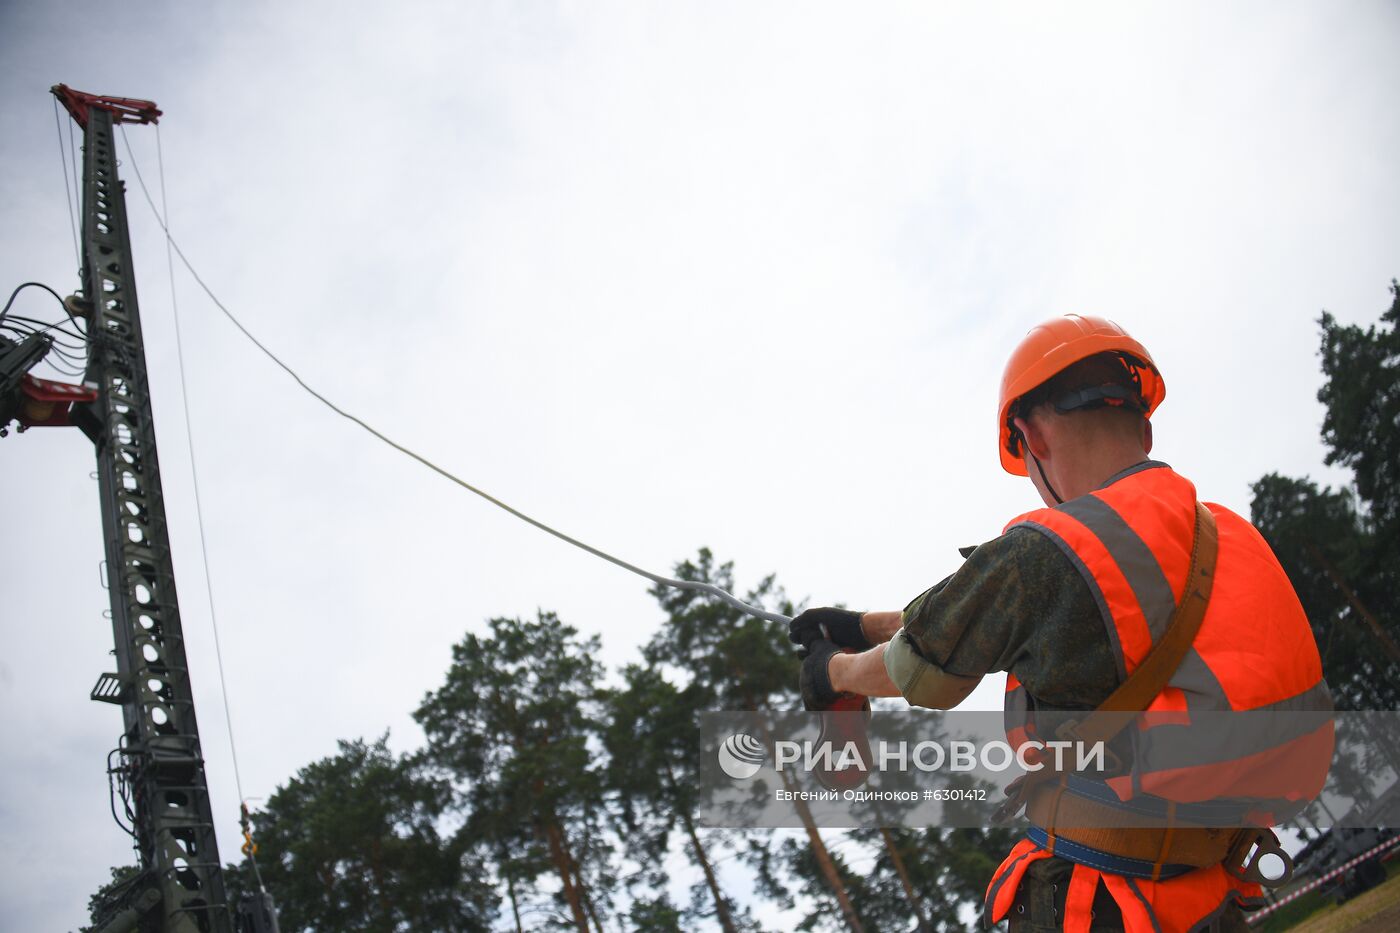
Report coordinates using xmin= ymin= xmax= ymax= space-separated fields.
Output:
xmin=415 ymin=612 xmax=616 ymax=931
xmin=1251 ymin=282 xmax=1400 ymax=710
xmin=601 ymin=663 xmax=754 ymax=931
xmin=78 ymin=865 xmax=143 ymax=933
xmin=643 ymin=549 xmax=865 ymax=932
xmin=226 ymin=735 xmax=494 ymax=932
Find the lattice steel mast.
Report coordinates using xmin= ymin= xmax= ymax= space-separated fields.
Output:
xmin=51 ymin=84 xmax=234 ymax=933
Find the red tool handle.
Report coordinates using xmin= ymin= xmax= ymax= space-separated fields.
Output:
xmin=812 ymin=642 xmax=873 ymax=792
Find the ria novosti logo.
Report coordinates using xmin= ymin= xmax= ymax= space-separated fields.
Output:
xmin=716 ymin=734 xmax=1108 ymax=780
xmin=717 ymin=733 xmax=765 ymax=779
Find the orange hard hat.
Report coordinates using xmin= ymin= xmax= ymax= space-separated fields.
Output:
xmin=997 ymin=314 xmax=1165 ymax=475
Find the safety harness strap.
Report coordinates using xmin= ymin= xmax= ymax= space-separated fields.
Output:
xmin=993 ymin=501 xmax=1218 ymax=825
xmin=1025 ymin=828 xmax=1198 ymax=880
xmin=1071 ymin=500 xmax=1217 ymax=724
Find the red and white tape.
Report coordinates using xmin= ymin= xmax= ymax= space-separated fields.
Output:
xmin=1247 ymin=834 xmax=1400 ymax=924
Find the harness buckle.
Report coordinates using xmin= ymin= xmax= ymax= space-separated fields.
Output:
xmin=1224 ymin=828 xmax=1294 ymax=888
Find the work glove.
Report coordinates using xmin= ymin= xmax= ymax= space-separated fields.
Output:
xmin=798 ymin=638 xmax=847 ymax=711
xmin=789 ymin=607 xmax=871 ymax=651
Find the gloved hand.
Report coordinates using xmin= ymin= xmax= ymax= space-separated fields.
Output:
xmin=789 ymin=607 xmax=871 ymax=651
xmin=798 ymin=639 xmax=846 ymax=711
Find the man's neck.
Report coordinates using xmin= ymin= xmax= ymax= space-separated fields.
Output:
xmin=1094 ymin=457 xmax=1159 ymax=490
xmin=1058 ymin=448 xmax=1152 ymax=501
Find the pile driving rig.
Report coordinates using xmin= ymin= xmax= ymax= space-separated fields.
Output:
xmin=2 ymin=85 xmax=277 ymax=933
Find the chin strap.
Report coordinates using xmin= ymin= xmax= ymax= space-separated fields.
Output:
xmin=1030 ymin=452 xmax=1064 ymax=505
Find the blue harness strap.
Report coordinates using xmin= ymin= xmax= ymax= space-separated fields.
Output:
xmin=1026 ymin=827 xmax=1197 ymax=880
xmin=1062 ymin=774 xmax=1255 ymax=824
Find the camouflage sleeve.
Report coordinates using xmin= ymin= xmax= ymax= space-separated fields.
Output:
xmin=898 ymin=526 xmax=1119 ymax=709
xmin=884 ymin=629 xmax=984 ymax=708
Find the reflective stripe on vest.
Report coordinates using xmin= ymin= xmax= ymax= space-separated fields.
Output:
xmin=1001 ymin=463 xmax=1332 ymax=811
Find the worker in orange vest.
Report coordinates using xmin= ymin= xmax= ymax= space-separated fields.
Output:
xmin=791 ymin=315 xmax=1331 ymax=931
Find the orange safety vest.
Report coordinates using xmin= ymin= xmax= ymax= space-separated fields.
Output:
xmin=984 ymin=462 xmax=1332 ymax=932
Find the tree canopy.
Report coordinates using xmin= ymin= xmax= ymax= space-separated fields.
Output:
xmin=1250 ymin=282 xmax=1400 ymax=709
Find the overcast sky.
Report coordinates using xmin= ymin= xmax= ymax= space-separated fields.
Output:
xmin=3 ymin=2 xmax=1398 ymax=929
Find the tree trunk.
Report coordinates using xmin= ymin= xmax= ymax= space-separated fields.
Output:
xmin=881 ymin=828 xmax=931 ymax=933
xmin=572 ymin=855 xmax=605 ymax=933
xmin=681 ymin=810 xmax=738 ymax=933
xmin=790 ymin=776 xmax=865 ymax=932
xmin=668 ymin=763 xmax=738 ymax=933
xmin=542 ymin=820 xmax=590 ymax=933
xmin=317 ymin=863 xmax=335 ymax=897
xmin=557 ymin=822 xmax=605 ymax=933
xmin=369 ymin=837 xmax=393 ymax=924
xmin=746 ymin=695 xmax=865 ymax=932
xmin=505 ymin=861 xmax=523 ymax=933
xmin=1307 ymin=543 xmax=1400 ymax=664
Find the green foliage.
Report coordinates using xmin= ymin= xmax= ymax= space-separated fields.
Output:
xmin=78 ymin=865 xmax=143 ymax=933
xmin=935 ymin=828 xmax=1021 ymax=913
xmin=772 ymin=835 xmax=871 ymax=932
xmin=600 ymin=664 xmax=705 ymax=869
xmin=415 ymin=611 xmax=614 ymax=931
xmin=605 ymin=553 xmax=789 ymax=931
xmin=626 ymin=894 xmax=686 ymax=931
xmin=1250 ymin=282 xmax=1400 ymax=710
xmin=778 ymin=826 xmax=1018 ymax=933
xmin=855 ymin=829 xmax=944 ymax=933
xmin=1317 ymin=284 xmax=1400 ymax=539
xmin=643 ymin=547 xmax=798 ymax=711
xmin=601 ymin=662 xmax=766 ymax=931
xmin=232 ymin=734 xmax=494 ymax=933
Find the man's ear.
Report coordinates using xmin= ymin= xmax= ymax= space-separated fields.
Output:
xmin=1012 ymin=414 xmax=1051 ymax=461
xmin=1143 ymin=418 xmax=1154 ymax=454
